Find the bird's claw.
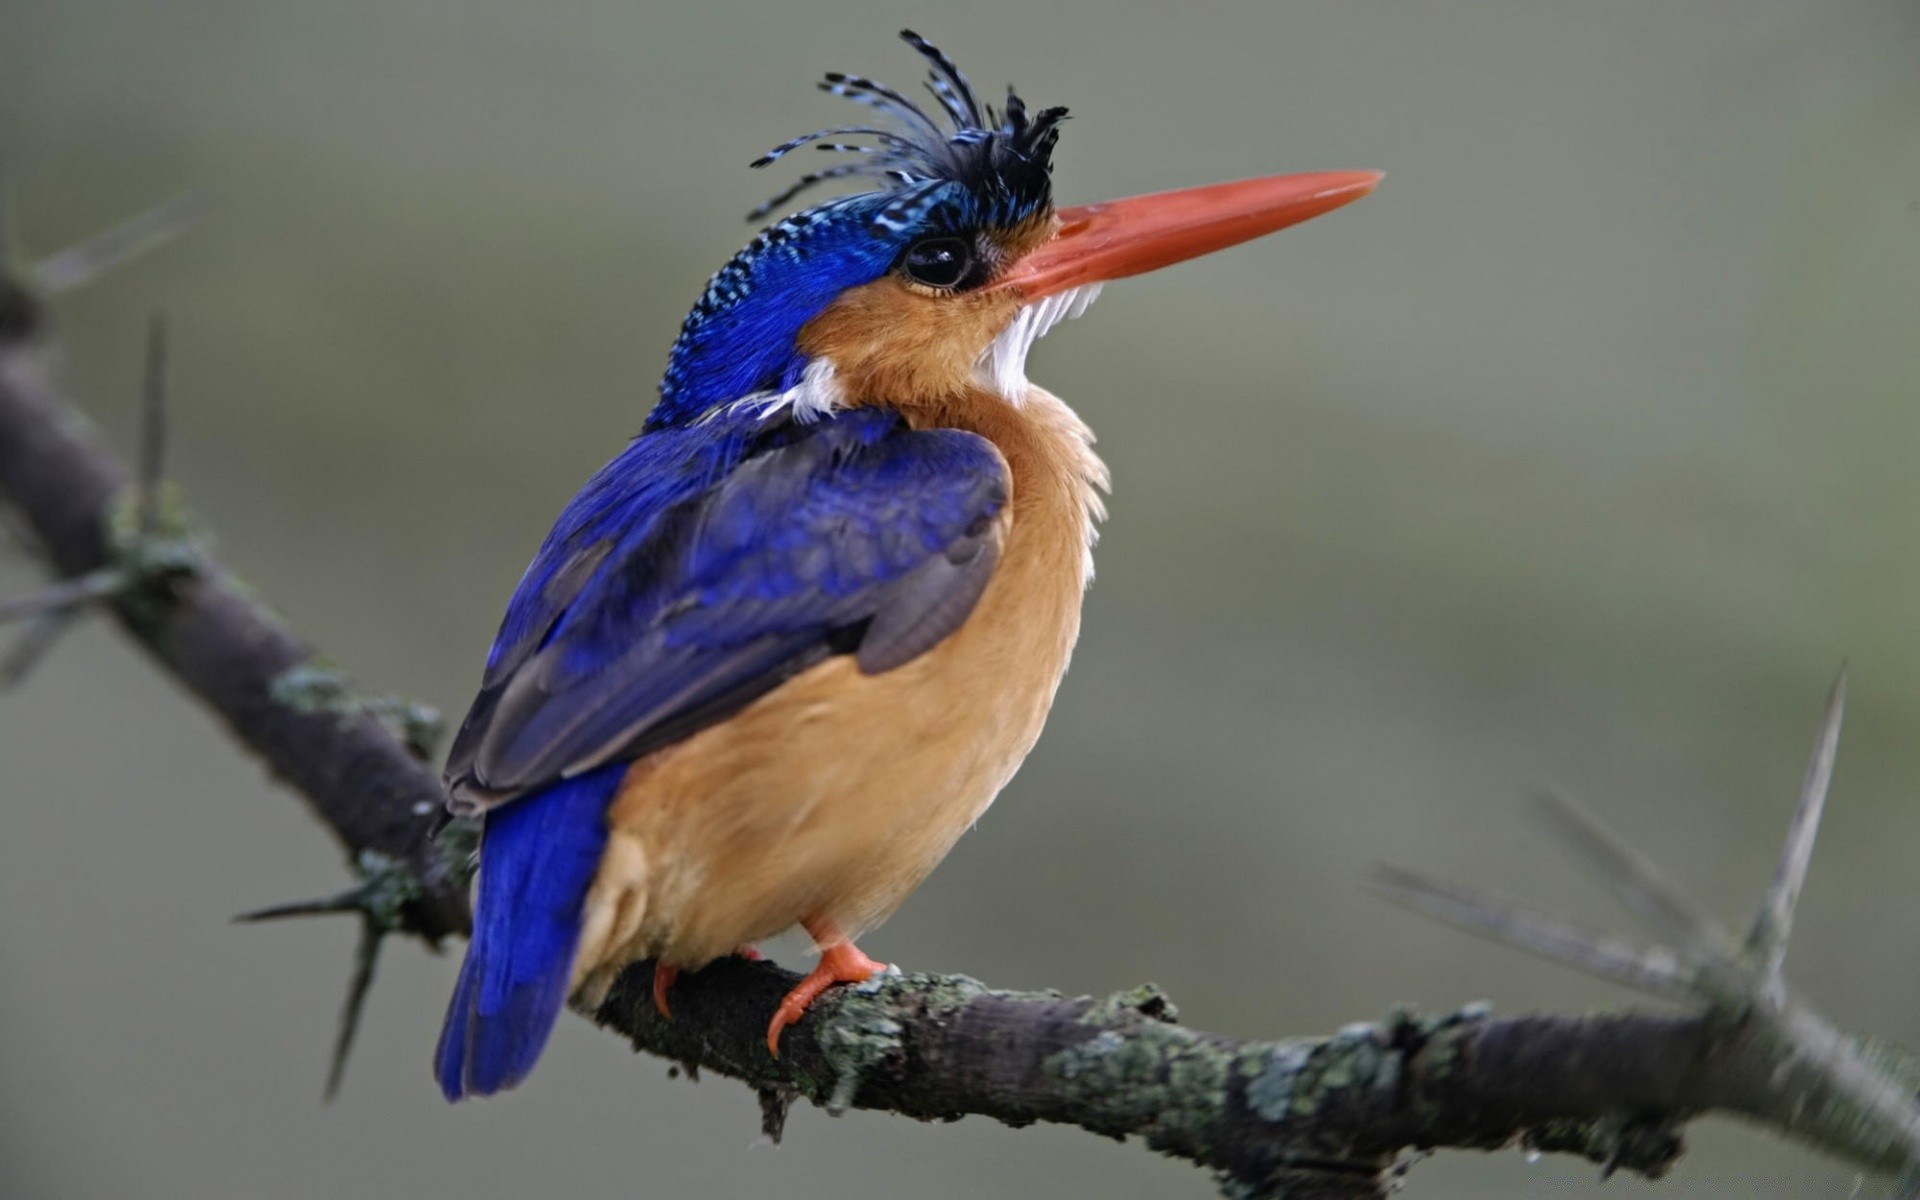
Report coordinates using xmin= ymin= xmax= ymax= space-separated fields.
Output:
xmin=651 ymin=962 xmax=679 ymax=1019
xmin=765 ymin=940 xmax=886 ymax=1057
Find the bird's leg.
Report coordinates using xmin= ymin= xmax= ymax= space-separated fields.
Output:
xmin=766 ymin=916 xmax=885 ymax=1056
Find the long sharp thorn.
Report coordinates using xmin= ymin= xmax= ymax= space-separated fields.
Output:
xmin=233 ymin=889 xmax=365 ymax=923
xmin=1533 ymin=790 xmax=1730 ymax=953
xmin=32 ymin=193 xmax=214 ymax=295
xmin=325 ymin=914 xmax=384 ymax=1101
xmin=138 ymin=313 xmax=169 ymax=534
xmin=0 ymin=606 xmax=83 ymax=688
xmin=0 ymin=566 xmax=127 ymax=625
xmin=1370 ymin=864 xmax=1696 ymax=1001
xmin=1747 ymin=668 xmax=1846 ymax=982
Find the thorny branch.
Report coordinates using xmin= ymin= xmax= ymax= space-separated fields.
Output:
xmin=0 ymin=200 xmax=470 ymax=1092
xmin=3 ymin=195 xmax=1919 ymax=1199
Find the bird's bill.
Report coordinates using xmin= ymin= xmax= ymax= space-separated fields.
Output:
xmin=996 ymin=170 xmax=1382 ymax=301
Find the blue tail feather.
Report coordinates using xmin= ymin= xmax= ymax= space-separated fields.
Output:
xmin=435 ymin=763 xmax=626 ymax=1101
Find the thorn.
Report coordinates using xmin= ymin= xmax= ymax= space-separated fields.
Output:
xmin=0 ymin=605 xmax=84 ymax=688
xmin=1533 ymin=790 xmax=1731 ymax=954
xmin=233 ymin=887 xmax=367 ymax=923
xmin=138 ymin=313 xmax=169 ymax=536
xmin=1369 ymin=864 xmax=1695 ymax=1001
xmin=326 ymin=913 xmax=385 ymax=1101
xmin=31 ymin=193 xmax=214 ymax=296
xmin=1599 ymin=1145 xmax=1622 ymax=1180
xmin=0 ymin=565 xmax=128 ymax=625
xmin=1378 ymin=678 xmax=1920 ymax=1171
xmin=236 ymin=854 xmax=424 ymax=1097
xmin=1746 ymin=668 xmax=1846 ymax=986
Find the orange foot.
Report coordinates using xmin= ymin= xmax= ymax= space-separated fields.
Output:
xmin=766 ymin=917 xmax=886 ymax=1057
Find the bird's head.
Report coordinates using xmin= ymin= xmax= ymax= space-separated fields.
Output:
xmin=648 ymin=31 xmax=1379 ymax=429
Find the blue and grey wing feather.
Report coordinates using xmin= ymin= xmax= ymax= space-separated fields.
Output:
xmin=443 ymin=406 xmax=1005 ymax=813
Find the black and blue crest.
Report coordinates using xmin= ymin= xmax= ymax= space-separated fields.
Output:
xmin=748 ymin=29 xmax=1068 ymax=234
xmin=650 ymin=31 xmax=1069 ymax=428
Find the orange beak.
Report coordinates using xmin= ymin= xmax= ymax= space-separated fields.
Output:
xmin=996 ymin=170 xmax=1382 ymax=300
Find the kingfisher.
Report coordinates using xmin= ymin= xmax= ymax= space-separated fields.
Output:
xmin=433 ymin=30 xmax=1377 ymax=1100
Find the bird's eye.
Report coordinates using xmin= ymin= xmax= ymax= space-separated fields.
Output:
xmin=900 ymin=237 xmax=975 ymax=289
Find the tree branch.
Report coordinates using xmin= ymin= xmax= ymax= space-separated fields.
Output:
xmin=4 ymin=202 xmax=1917 ymax=1198
xmin=0 ymin=259 xmax=466 ymax=944
xmin=583 ymin=956 xmax=1920 ymax=1197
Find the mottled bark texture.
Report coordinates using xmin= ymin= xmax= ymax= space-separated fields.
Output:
xmin=588 ymin=959 xmax=1917 ymax=1197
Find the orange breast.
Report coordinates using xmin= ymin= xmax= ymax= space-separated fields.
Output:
xmin=570 ymin=385 xmax=1107 ymax=995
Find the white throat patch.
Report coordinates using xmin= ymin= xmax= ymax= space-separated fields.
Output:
xmin=974 ymin=283 xmax=1103 ymax=402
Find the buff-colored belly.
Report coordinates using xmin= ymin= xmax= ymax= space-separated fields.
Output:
xmin=571 ymin=475 xmax=1090 ymax=992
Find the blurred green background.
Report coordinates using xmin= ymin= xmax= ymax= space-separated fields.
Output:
xmin=3 ymin=1 xmax=1918 ymax=1196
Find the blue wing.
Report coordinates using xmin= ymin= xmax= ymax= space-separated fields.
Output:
xmin=443 ymin=403 xmax=1008 ymax=810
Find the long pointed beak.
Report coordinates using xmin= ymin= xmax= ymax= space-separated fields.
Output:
xmin=996 ymin=170 xmax=1382 ymax=300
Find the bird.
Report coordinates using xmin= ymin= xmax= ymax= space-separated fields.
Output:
xmin=433 ymin=29 xmax=1377 ymax=1101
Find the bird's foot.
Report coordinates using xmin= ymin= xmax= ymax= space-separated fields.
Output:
xmin=766 ymin=939 xmax=885 ymax=1057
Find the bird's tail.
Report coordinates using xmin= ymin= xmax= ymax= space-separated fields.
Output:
xmin=434 ymin=762 xmax=626 ymax=1101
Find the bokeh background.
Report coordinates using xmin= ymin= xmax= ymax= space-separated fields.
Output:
xmin=4 ymin=2 xmax=1918 ymax=1196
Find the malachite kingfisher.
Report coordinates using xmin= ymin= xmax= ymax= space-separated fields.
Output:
xmin=434 ymin=29 xmax=1377 ymax=1100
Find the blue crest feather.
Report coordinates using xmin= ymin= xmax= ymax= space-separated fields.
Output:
xmin=649 ymin=30 xmax=1068 ymax=428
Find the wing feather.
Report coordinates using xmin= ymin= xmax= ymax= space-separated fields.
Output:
xmin=444 ymin=406 xmax=1005 ymax=814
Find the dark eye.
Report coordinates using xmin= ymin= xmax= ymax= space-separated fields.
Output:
xmin=900 ymin=237 xmax=974 ymax=289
